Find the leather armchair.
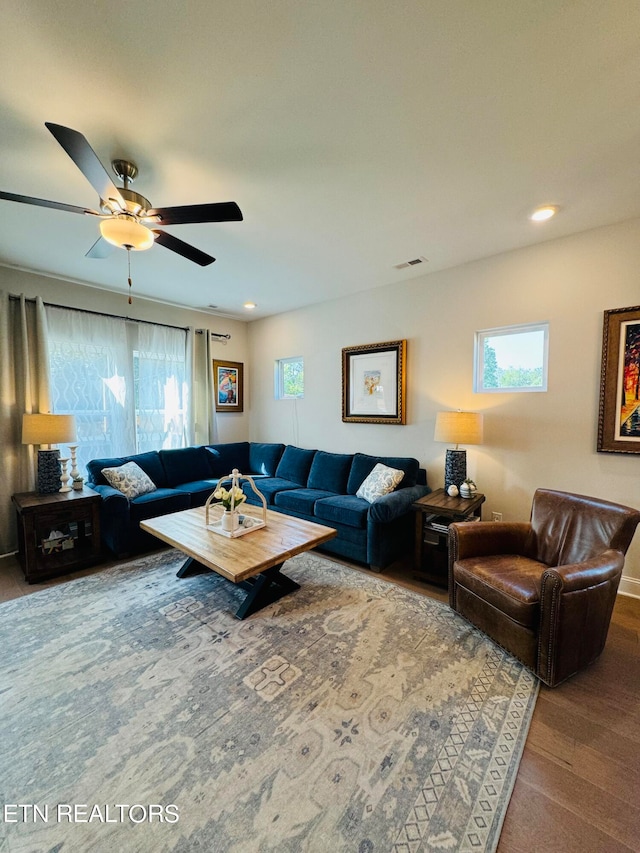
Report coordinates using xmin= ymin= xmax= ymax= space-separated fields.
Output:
xmin=448 ymin=488 xmax=640 ymax=687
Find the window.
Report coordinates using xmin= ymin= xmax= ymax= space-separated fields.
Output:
xmin=474 ymin=322 xmax=549 ymax=393
xmin=46 ymin=306 xmax=189 ymax=474
xmin=275 ymin=356 xmax=304 ymax=399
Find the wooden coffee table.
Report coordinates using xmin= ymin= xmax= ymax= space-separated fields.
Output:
xmin=140 ymin=505 xmax=337 ymax=619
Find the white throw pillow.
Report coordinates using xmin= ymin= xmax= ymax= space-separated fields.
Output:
xmin=102 ymin=461 xmax=157 ymax=499
xmin=356 ymin=463 xmax=404 ymax=503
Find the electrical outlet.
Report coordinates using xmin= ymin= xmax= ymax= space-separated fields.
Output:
xmin=491 ymin=512 xmax=503 ymax=522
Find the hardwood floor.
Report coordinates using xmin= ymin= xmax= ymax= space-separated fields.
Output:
xmin=1 ymin=551 xmax=639 ymax=852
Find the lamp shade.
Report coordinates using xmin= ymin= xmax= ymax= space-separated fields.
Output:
xmin=22 ymin=413 xmax=77 ymax=446
xmin=434 ymin=411 xmax=483 ymax=446
xmin=100 ymin=216 xmax=154 ymax=251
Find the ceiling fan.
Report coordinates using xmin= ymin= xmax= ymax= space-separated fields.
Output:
xmin=0 ymin=122 xmax=243 ymax=270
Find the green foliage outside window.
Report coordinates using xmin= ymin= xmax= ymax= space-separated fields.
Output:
xmin=276 ymin=356 xmax=304 ymax=398
xmin=483 ymin=340 xmax=543 ymax=389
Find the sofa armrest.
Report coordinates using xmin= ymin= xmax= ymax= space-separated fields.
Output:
xmin=90 ymin=484 xmax=129 ymax=512
xmin=368 ymin=485 xmax=430 ymax=523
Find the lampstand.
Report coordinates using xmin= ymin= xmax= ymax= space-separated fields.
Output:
xmin=22 ymin=413 xmax=77 ymax=495
xmin=434 ymin=410 xmax=484 ymax=491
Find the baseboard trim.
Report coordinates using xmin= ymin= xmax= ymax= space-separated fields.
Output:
xmin=619 ymin=575 xmax=640 ymax=599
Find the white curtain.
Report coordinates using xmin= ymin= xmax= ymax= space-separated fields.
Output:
xmin=0 ymin=291 xmax=51 ymax=554
xmin=46 ymin=306 xmax=191 ymax=474
xmin=134 ymin=321 xmax=190 ymax=451
xmin=46 ymin=305 xmax=135 ymax=476
xmin=191 ymin=329 xmax=218 ymax=445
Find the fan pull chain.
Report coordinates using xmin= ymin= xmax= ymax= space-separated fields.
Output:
xmin=127 ymin=247 xmax=133 ymax=305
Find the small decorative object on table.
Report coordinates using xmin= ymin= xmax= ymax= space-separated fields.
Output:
xmin=68 ymin=444 xmax=80 ymax=481
xmin=72 ymin=476 xmax=84 ymax=491
xmin=59 ymin=458 xmax=71 ymax=493
xmin=205 ymin=469 xmax=267 ymax=538
xmin=459 ymin=478 xmax=477 ymax=498
xmin=447 ymin=484 xmax=459 ymax=497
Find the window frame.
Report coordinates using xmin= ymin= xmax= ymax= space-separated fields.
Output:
xmin=474 ymin=322 xmax=549 ymax=393
xmin=274 ymin=356 xmax=304 ymax=400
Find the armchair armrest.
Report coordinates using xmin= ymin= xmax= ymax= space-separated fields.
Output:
xmin=538 ymin=549 xmax=625 ymax=686
xmin=544 ymin=549 xmax=625 ymax=592
xmin=449 ymin=521 xmax=533 ymax=561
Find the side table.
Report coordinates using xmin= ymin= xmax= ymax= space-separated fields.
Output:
xmin=412 ymin=488 xmax=486 ymax=588
xmin=12 ymin=489 xmax=102 ymax=583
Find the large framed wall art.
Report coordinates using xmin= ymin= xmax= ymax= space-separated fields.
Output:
xmin=342 ymin=340 xmax=407 ymax=424
xmin=598 ymin=305 xmax=640 ymax=453
xmin=213 ymin=360 xmax=244 ymax=413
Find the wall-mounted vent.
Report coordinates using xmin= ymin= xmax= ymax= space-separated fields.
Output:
xmin=393 ymin=256 xmax=429 ymax=270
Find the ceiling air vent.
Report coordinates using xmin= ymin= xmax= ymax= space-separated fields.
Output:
xmin=393 ymin=256 xmax=428 ymax=270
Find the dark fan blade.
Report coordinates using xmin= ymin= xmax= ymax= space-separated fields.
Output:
xmin=45 ymin=122 xmax=126 ymax=209
xmin=152 ymin=230 xmax=215 ymax=265
xmin=85 ymin=236 xmax=115 ymax=259
xmin=0 ymin=190 xmax=100 ymax=216
xmin=145 ymin=201 xmax=242 ymax=226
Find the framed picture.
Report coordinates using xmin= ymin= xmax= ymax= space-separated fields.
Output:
xmin=342 ymin=340 xmax=407 ymax=424
xmin=598 ymin=305 xmax=640 ymax=453
xmin=213 ymin=360 xmax=244 ymax=413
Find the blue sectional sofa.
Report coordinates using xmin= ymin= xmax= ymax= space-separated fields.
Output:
xmin=86 ymin=442 xmax=430 ymax=571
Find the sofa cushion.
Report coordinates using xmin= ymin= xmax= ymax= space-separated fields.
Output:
xmin=356 ymin=463 xmax=405 ymax=503
xmin=173 ymin=479 xmax=219 ymax=505
xmin=87 ymin=456 xmax=126 ymax=486
xmin=249 ymin=443 xmax=285 ymax=476
xmin=128 ymin=488 xmax=191 ymax=522
xmin=89 ymin=452 xmax=168 ymax=488
xmin=126 ymin=451 xmax=168 ymax=488
xmin=242 ymin=477 xmax=300 ymax=504
xmin=206 ymin=442 xmax=251 ymax=477
xmin=307 ymin=451 xmax=353 ymax=494
xmin=314 ymin=495 xmax=369 ymax=529
xmin=347 ymin=452 xmax=420 ymax=494
xmin=454 ymin=555 xmax=545 ymax=629
xmin=275 ymin=446 xmax=317 ymax=485
xmin=274 ymin=488 xmax=337 ymax=515
xmin=160 ymin=446 xmax=211 ymax=487
xmin=101 ymin=461 xmax=157 ymax=499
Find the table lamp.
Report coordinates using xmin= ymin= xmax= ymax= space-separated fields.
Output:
xmin=434 ymin=410 xmax=483 ymax=491
xmin=22 ymin=413 xmax=77 ymax=494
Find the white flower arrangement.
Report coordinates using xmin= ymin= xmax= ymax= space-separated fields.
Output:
xmin=213 ymin=485 xmax=247 ymax=511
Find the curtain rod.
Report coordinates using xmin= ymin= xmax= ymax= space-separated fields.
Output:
xmin=9 ymin=294 xmax=189 ymax=332
xmin=196 ymin=330 xmax=231 ymax=340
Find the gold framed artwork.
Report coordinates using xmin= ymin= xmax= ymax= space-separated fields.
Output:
xmin=598 ymin=305 xmax=640 ymax=453
xmin=213 ymin=360 xmax=244 ymax=413
xmin=342 ymin=340 xmax=407 ymax=424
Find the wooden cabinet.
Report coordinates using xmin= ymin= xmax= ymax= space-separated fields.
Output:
xmin=12 ymin=489 xmax=102 ymax=583
xmin=412 ymin=488 xmax=485 ymax=588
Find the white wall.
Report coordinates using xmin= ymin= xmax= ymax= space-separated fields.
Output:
xmin=248 ymin=218 xmax=640 ymax=594
xmin=0 ymin=266 xmax=251 ymax=444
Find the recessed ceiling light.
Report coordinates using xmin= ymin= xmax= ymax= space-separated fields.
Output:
xmin=529 ymin=205 xmax=559 ymax=222
xmin=244 ymin=302 xmax=256 ymax=310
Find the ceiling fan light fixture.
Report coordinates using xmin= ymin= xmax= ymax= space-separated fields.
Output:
xmin=99 ymin=215 xmax=154 ymax=251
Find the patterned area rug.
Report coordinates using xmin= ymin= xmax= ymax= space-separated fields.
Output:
xmin=0 ymin=550 xmax=538 ymax=853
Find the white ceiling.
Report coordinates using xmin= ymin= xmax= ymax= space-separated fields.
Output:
xmin=1 ymin=1 xmax=640 ymax=319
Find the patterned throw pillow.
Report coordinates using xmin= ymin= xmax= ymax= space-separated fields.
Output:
xmin=101 ymin=461 xmax=157 ymax=499
xmin=356 ymin=463 xmax=404 ymax=503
